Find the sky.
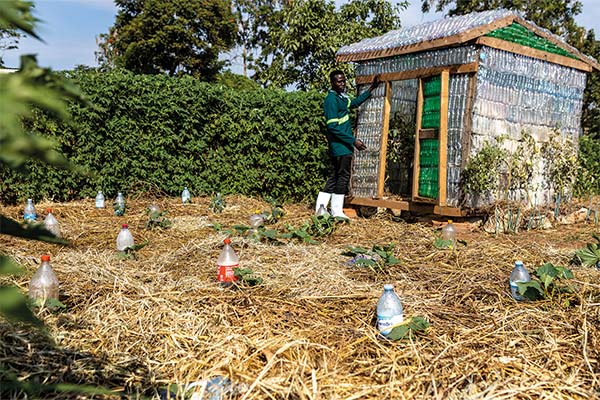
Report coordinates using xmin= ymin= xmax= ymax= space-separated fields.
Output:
xmin=2 ymin=0 xmax=600 ymax=72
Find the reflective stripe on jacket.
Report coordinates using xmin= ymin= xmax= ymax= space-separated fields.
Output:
xmin=323 ymin=89 xmax=371 ymax=156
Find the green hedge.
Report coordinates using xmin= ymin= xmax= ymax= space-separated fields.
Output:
xmin=0 ymin=70 xmax=329 ymax=204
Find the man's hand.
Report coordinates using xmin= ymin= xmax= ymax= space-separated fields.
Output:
xmin=354 ymin=139 xmax=367 ymax=151
xmin=369 ymin=74 xmax=382 ymax=92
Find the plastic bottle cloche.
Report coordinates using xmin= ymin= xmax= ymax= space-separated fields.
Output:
xmin=24 ymin=198 xmax=37 ymax=222
xmin=44 ymin=208 xmax=61 ymax=238
xmin=95 ymin=191 xmax=105 ymax=208
xmin=376 ymin=284 xmax=404 ymax=337
xmin=509 ymin=260 xmax=531 ymax=301
xmin=29 ymin=254 xmax=59 ymax=304
xmin=116 ymin=223 xmax=135 ymax=251
xmin=217 ymin=238 xmax=239 ymax=286
xmin=181 ymin=187 xmax=191 ymax=204
xmin=441 ymin=219 xmax=457 ymax=247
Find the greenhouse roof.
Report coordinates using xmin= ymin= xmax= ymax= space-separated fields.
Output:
xmin=336 ymin=9 xmax=599 ymax=71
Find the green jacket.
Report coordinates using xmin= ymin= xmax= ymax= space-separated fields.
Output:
xmin=323 ymin=89 xmax=371 ymax=157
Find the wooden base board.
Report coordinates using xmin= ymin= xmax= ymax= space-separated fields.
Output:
xmin=348 ymin=196 xmax=468 ymax=217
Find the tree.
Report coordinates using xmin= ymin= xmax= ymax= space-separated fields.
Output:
xmin=238 ymin=0 xmax=406 ymax=91
xmin=97 ymin=0 xmax=237 ymax=80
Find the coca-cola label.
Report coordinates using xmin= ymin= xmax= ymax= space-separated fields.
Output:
xmin=218 ymin=263 xmax=239 ymax=282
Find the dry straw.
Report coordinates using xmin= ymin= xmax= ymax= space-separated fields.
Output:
xmin=0 ymin=195 xmax=599 ymax=399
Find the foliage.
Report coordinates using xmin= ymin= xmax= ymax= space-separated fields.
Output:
xmin=462 ymin=141 xmax=508 ymax=195
xmin=243 ymin=0 xmax=405 ymax=90
xmin=145 ymin=207 xmax=172 ymax=229
xmin=116 ymin=241 xmax=149 ymax=260
xmin=0 ymin=0 xmax=81 ymax=331
xmin=343 ymin=244 xmax=400 ymax=272
xmin=209 ymin=193 xmax=227 ymax=214
xmin=574 ymin=233 xmax=600 ymax=268
xmin=0 ymin=28 xmax=20 ymax=67
xmin=516 ymin=263 xmax=575 ymax=302
xmin=97 ymin=0 xmax=236 ymax=80
xmin=0 ymin=1 xmax=116 ymax=396
xmin=385 ymin=316 xmax=430 ymax=341
xmin=0 ymin=69 xmax=328 ymax=204
xmin=575 ymin=135 xmax=600 ymax=196
xmin=233 ymin=267 xmax=264 ymax=286
xmin=540 ymin=131 xmax=578 ymax=196
xmin=211 ymin=214 xmax=347 ymax=244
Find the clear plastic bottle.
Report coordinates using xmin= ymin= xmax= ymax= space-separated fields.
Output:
xmin=247 ymin=210 xmax=264 ymax=238
xmin=24 ymin=199 xmax=36 ymax=222
xmin=116 ymin=223 xmax=135 ymax=251
xmin=114 ymin=192 xmax=125 ymax=216
xmin=148 ymin=203 xmax=161 ymax=221
xmin=95 ymin=191 xmax=105 ymax=208
xmin=44 ymin=208 xmax=61 ymax=238
xmin=376 ymin=284 xmax=404 ymax=337
xmin=316 ymin=204 xmax=330 ymax=217
xmin=441 ymin=219 xmax=457 ymax=247
xmin=217 ymin=238 xmax=239 ymax=286
xmin=29 ymin=254 xmax=59 ymax=304
xmin=509 ymin=261 xmax=531 ymax=301
xmin=181 ymin=187 xmax=191 ymax=204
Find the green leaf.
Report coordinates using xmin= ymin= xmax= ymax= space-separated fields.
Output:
xmin=0 ymin=255 xmax=23 ymax=276
xmin=386 ymin=316 xmax=430 ymax=341
xmin=434 ymin=238 xmax=453 ymax=249
xmin=0 ymin=216 xmax=70 ymax=245
xmin=517 ymin=280 xmax=544 ymax=301
xmin=0 ymin=285 xmax=42 ymax=327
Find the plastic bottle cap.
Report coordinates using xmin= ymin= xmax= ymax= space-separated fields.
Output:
xmin=122 ymin=224 xmax=128 ymax=228
xmin=41 ymin=254 xmax=50 ymax=262
xmin=515 ymin=261 xmax=523 ymax=266
xmin=448 ymin=219 xmax=453 ymax=223
xmin=383 ymin=284 xmax=394 ymax=290
xmin=46 ymin=208 xmax=53 ymax=213
xmin=223 ymin=238 xmax=231 ymax=244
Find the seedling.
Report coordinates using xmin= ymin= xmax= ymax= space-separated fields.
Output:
xmin=516 ymin=262 xmax=575 ymax=303
xmin=209 ymin=193 xmax=226 ymax=213
xmin=575 ymin=233 xmax=600 ymax=268
xmin=233 ymin=267 xmax=263 ymax=286
xmin=116 ymin=241 xmax=149 ymax=260
xmin=145 ymin=207 xmax=172 ymax=229
xmin=385 ymin=316 xmax=430 ymax=341
xmin=343 ymin=244 xmax=400 ymax=273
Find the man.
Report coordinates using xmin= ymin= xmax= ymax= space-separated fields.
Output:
xmin=315 ymin=70 xmax=381 ymax=218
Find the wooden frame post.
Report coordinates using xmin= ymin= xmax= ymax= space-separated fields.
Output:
xmin=376 ymin=81 xmax=392 ymax=199
xmin=411 ymin=78 xmax=424 ymax=202
xmin=438 ymin=69 xmax=450 ymax=207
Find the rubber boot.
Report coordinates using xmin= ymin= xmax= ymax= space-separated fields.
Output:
xmin=315 ymin=192 xmax=332 ymax=213
xmin=330 ymin=194 xmax=348 ymax=219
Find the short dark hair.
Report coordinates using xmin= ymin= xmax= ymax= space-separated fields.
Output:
xmin=329 ymin=70 xmax=345 ymax=81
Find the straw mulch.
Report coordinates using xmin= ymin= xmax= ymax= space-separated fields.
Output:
xmin=0 ymin=195 xmax=599 ymax=399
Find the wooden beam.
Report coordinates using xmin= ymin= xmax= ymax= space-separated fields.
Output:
xmin=476 ymin=36 xmax=592 ymax=72
xmin=356 ymin=62 xmax=479 ymax=85
xmin=438 ymin=70 xmax=449 ymax=207
xmin=336 ymin=15 xmax=516 ymax=63
xmin=460 ymin=73 xmax=477 ymax=170
xmin=419 ymin=128 xmax=438 ymax=140
xmin=412 ymin=78 xmax=424 ymax=202
xmin=377 ymin=81 xmax=392 ymax=198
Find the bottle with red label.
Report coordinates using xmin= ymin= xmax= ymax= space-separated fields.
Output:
xmin=217 ymin=238 xmax=239 ymax=286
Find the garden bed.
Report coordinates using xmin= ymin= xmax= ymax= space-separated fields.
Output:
xmin=1 ymin=195 xmax=599 ymax=399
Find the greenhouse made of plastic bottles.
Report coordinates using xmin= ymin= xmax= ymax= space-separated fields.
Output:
xmin=336 ymin=9 xmax=599 ymax=216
